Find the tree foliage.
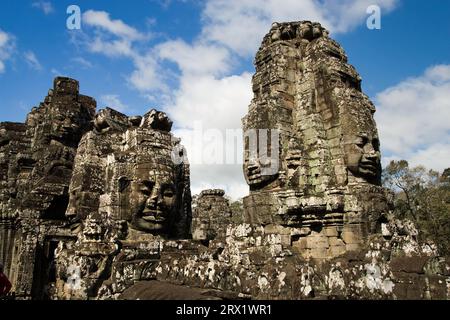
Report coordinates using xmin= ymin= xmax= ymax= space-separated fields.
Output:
xmin=383 ymin=160 xmax=450 ymax=255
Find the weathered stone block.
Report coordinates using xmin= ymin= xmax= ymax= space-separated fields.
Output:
xmin=323 ymin=227 xmax=338 ymax=237
xmin=390 ymin=256 xmax=429 ymax=274
xmin=345 ymin=243 xmax=362 ymax=252
xmin=329 ymin=237 xmax=346 ymax=247
xmin=308 ymin=248 xmax=329 ymax=260
xmin=293 ymin=238 xmax=308 ymax=250
xmin=329 ymin=245 xmax=346 ymax=257
xmin=307 ymin=234 xmax=329 ymax=249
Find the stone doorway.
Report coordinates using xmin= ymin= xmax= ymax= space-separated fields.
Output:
xmin=32 ymin=236 xmax=75 ymax=300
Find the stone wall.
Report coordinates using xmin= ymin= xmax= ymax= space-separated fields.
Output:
xmin=242 ymin=21 xmax=389 ymax=261
xmin=0 ymin=77 xmax=96 ymax=299
xmin=134 ymin=219 xmax=450 ymax=300
xmin=52 ymin=108 xmax=192 ymax=300
xmin=0 ymin=21 xmax=449 ymax=300
xmin=191 ymin=189 xmax=233 ymax=242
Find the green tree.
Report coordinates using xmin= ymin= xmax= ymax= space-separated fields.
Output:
xmin=383 ymin=160 xmax=450 ymax=255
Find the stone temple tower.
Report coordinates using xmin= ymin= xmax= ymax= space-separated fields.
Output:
xmin=242 ymin=21 xmax=389 ymax=260
xmin=0 ymin=77 xmax=96 ymax=299
xmin=2 ymin=24 xmax=449 ymax=301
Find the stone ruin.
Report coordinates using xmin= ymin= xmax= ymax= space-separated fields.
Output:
xmin=0 ymin=77 xmax=96 ymax=299
xmin=0 ymin=22 xmax=449 ymax=300
xmin=191 ymin=189 xmax=234 ymax=242
xmin=242 ymin=21 xmax=387 ymax=261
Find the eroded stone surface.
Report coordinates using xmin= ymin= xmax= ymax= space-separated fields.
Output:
xmin=53 ymin=108 xmax=192 ymax=299
xmin=0 ymin=22 xmax=449 ymax=300
xmin=191 ymin=190 xmax=234 ymax=242
xmin=242 ymin=21 xmax=388 ymax=261
xmin=0 ymin=77 xmax=96 ymax=299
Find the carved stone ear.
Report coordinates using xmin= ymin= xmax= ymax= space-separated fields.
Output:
xmin=118 ymin=177 xmax=130 ymax=193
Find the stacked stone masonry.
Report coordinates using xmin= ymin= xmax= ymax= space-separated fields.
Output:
xmin=0 ymin=22 xmax=449 ymax=300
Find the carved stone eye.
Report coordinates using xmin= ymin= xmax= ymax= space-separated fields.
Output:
xmin=162 ymin=185 xmax=175 ymax=198
xmin=164 ymin=191 xmax=174 ymax=198
xmin=355 ymin=138 xmax=365 ymax=148
xmin=118 ymin=177 xmax=130 ymax=193
xmin=139 ymin=181 xmax=154 ymax=195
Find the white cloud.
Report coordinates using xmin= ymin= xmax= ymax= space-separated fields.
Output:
xmin=157 ymin=39 xmax=231 ymax=76
xmin=24 ymin=51 xmax=43 ymax=70
xmin=423 ymin=64 xmax=450 ymax=82
xmin=188 ymin=164 xmax=248 ymax=200
xmin=375 ymin=64 xmax=450 ymax=172
xmin=81 ymin=11 xmax=146 ymax=59
xmin=100 ymin=94 xmax=130 ymax=113
xmin=71 ymin=3 xmax=404 ymax=199
xmin=408 ymin=144 xmax=450 ymax=172
xmin=79 ymin=11 xmax=165 ymax=93
xmin=32 ymin=1 xmax=54 ymax=15
xmin=0 ymin=31 xmax=9 ymax=48
xmin=128 ymin=52 xmax=168 ymax=93
xmin=202 ymin=0 xmax=398 ymax=56
xmin=168 ymin=73 xmax=252 ymax=130
xmin=83 ymin=10 xmax=145 ymax=41
xmin=89 ymin=37 xmax=135 ymax=58
xmin=51 ymin=68 xmax=62 ymax=75
xmin=0 ymin=29 xmax=15 ymax=73
xmin=169 ymin=72 xmax=253 ymax=199
xmin=71 ymin=57 xmax=93 ymax=69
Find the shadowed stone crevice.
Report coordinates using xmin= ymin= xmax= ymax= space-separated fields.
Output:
xmin=41 ymin=195 xmax=70 ymax=220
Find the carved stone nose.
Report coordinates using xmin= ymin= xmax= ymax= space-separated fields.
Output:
xmin=145 ymin=199 xmax=158 ymax=211
xmin=364 ymin=143 xmax=377 ymax=155
xmin=366 ymin=149 xmax=378 ymax=159
xmin=146 ymin=187 xmax=160 ymax=208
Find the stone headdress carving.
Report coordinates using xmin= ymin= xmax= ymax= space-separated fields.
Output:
xmin=242 ymin=21 xmax=388 ymax=259
xmin=67 ymin=108 xmax=191 ymax=240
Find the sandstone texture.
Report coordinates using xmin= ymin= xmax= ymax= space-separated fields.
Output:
xmin=0 ymin=22 xmax=449 ymax=300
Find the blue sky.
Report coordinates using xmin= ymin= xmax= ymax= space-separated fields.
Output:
xmin=0 ymin=0 xmax=449 ymax=198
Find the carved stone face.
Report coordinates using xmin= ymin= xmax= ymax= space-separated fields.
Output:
xmin=343 ymin=132 xmax=381 ymax=181
xmin=312 ymin=23 xmax=323 ymax=38
xmin=299 ymin=22 xmax=313 ymax=40
xmin=142 ymin=109 xmax=173 ymax=132
xmin=93 ymin=111 xmax=109 ymax=132
xmin=66 ymin=190 xmax=95 ymax=221
xmin=243 ymin=129 xmax=280 ymax=191
xmin=244 ymin=157 xmax=278 ymax=190
xmin=49 ymin=109 xmax=83 ymax=143
xmin=129 ymin=166 xmax=177 ymax=235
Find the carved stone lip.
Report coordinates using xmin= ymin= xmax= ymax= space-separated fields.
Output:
xmin=359 ymin=162 xmax=378 ymax=176
xmin=141 ymin=210 xmax=165 ymax=222
xmin=248 ymin=174 xmax=262 ymax=181
xmin=360 ymin=162 xmax=378 ymax=171
xmin=142 ymin=216 xmax=165 ymax=223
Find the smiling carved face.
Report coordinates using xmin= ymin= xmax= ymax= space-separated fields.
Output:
xmin=244 ymin=157 xmax=279 ymax=190
xmin=129 ymin=167 xmax=177 ymax=235
xmin=343 ymin=132 xmax=381 ymax=182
